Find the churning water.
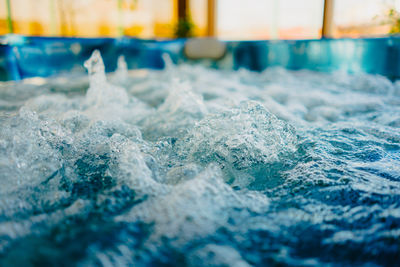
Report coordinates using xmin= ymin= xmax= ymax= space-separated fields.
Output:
xmin=0 ymin=51 xmax=399 ymax=266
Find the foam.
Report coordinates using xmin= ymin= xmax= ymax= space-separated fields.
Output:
xmin=0 ymin=50 xmax=399 ymax=266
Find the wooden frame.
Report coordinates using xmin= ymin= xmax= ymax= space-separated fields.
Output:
xmin=207 ymin=0 xmax=216 ymax=37
xmin=178 ymin=0 xmax=188 ymax=20
xmin=322 ymin=0 xmax=334 ymax=38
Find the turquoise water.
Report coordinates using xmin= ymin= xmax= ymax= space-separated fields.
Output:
xmin=0 ymin=51 xmax=399 ymax=266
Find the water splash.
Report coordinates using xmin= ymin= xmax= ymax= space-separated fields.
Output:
xmin=0 ymin=53 xmax=400 ymax=266
xmin=84 ymin=50 xmax=129 ymax=111
xmin=162 ymin=52 xmax=175 ymax=71
xmin=115 ymin=55 xmax=128 ymax=82
xmin=84 ymin=50 xmax=106 ymax=86
xmin=177 ymin=101 xmax=298 ymax=188
xmin=142 ymin=78 xmax=207 ymax=140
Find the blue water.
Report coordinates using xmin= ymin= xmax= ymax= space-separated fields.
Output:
xmin=0 ymin=51 xmax=399 ymax=266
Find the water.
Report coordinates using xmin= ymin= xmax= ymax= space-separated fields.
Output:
xmin=0 ymin=51 xmax=399 ymax=266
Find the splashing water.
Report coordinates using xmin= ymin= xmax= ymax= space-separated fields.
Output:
xmin=0 ymin=51 xmax=400 ymax=266
xmin=114 ymin=55 xmax=128 ymax=84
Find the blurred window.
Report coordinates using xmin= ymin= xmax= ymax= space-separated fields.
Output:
xmin=189 ymin=0 xmax=207 ymax=36
xmin=1 ymin=0 xmax=400 ymax=39
xmin=0 ymin=0 xmax=176 ymax=38
xmin=333 ymin=0 xmax=399 ymax=38
xmin=277 ymin=0 xmax=324 ymax=39
xmin=217 ymin=0 xmax=324 ymax=40
xmin=8 ymin=0 xmax=54 ymax=36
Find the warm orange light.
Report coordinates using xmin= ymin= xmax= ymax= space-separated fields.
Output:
xmin=0 ymin=0 xmax=398 ymax=39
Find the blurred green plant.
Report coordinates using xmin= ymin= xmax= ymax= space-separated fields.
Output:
xmin=381 ymin=8 xmax=400 ymax=34
xmin=175 ymin=17 xmax=195 ymax=38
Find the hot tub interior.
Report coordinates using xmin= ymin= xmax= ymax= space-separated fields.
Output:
xmin=0 ymin=38 xmax=400 ymax=266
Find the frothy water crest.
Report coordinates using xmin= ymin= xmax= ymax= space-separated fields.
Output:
xmin=115 ymin=55 xmax=128 ymax=83
xmin=84 ymin=50 xmax=106 ymax=85
xmin=0 ymin=51 xmax=399 ymax=266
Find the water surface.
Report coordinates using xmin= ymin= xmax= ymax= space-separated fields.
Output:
xmin=0 ymin=52 xmax=399 ymax=266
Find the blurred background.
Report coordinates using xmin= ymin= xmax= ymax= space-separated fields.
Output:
xmin=1 ymin=0 xmax=400 ymax=40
